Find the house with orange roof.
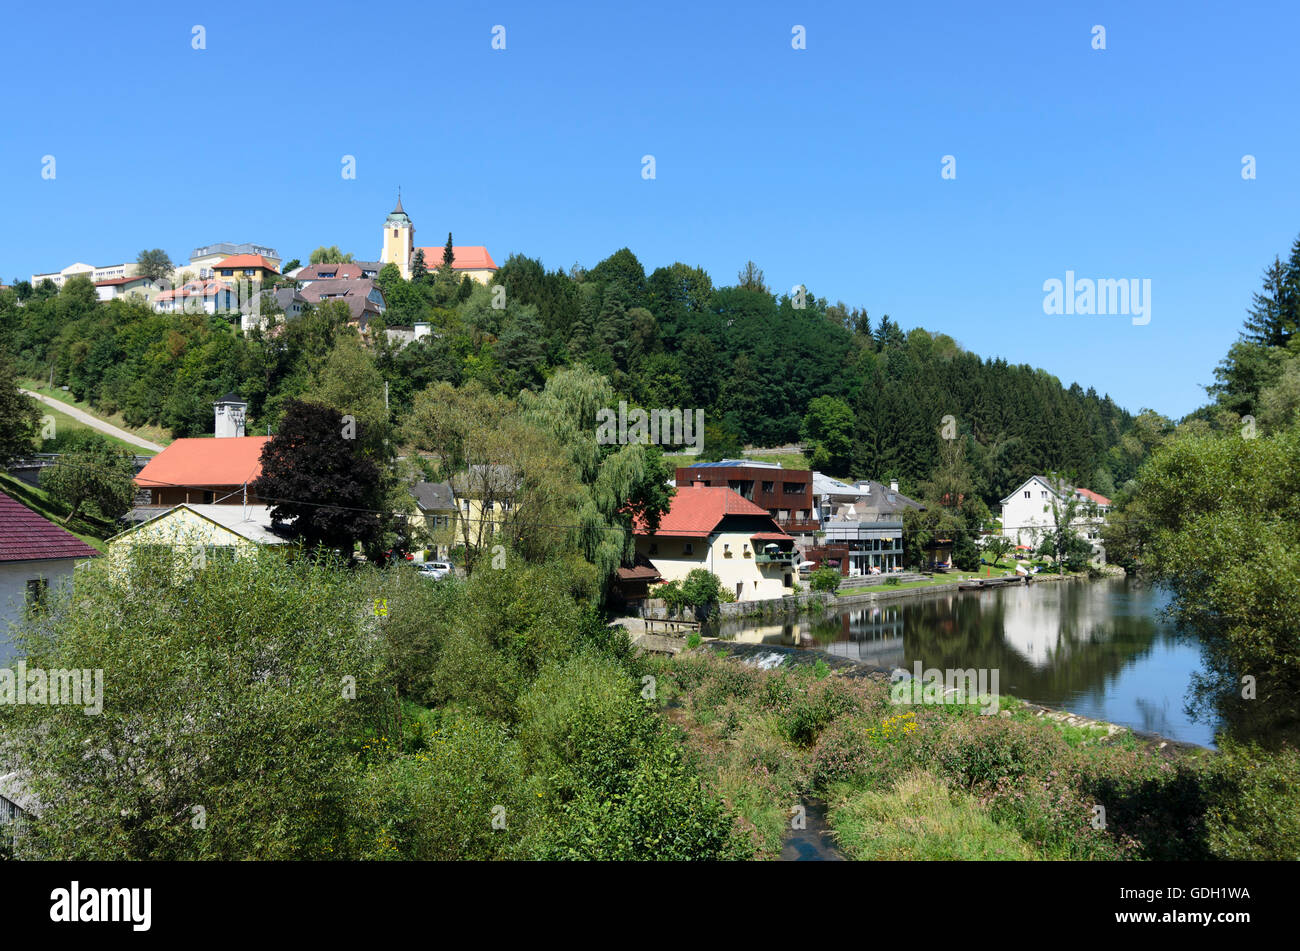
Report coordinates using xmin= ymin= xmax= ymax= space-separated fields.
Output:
xmin=631 ymin=483 xmax=798 ymax=602
xmin=134 ymin=434 xmax=269 ymax=507
xmin=94 ymin=274 xmax=161 ymax=304
xmin=213 ymin=253 xmax=280 ymax=285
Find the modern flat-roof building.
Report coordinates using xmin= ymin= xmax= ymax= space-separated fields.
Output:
xmin=674 ymin=461 xmax=817 ymax=538
xmin=190 ymin=243 xmax=281 ymax=279
xmin=31 ymin=261 xmax=143 ymax=287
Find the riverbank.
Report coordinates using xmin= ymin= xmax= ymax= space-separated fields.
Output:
xmin=698 ymin=640 xmax=1204 ymax=754
xmin=645 ymin=645 xmax=1290 ymax=862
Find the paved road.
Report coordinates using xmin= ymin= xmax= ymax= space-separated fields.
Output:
xmin=23 ymin=390 xmax=165 ymax=453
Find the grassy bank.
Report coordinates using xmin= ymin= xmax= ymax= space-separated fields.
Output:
xmin=648 ymin=649 xmax=1300 ymax=860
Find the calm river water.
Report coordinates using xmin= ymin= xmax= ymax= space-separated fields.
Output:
xmin=716 ymin=578 xmax=1217 ymax=747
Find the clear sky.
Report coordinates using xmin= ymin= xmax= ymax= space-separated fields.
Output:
xmin=3 ymin=0 xmax=1297 ymax=418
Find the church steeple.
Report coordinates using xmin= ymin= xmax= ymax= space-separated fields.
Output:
xmin=381 ymin=189 xmax=415 ymax=278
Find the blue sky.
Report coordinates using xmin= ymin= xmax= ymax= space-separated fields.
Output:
xmin=3 ymin=0 xmax=1297 ymax=418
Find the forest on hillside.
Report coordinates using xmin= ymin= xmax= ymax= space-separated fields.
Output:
xmin=1 ymin=248 xmax=1140 ymax=510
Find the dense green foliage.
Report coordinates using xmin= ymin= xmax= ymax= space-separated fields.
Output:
xmin=1 ymin=549 xmax=749 ymax=860
xmin=0 ymin=245 xmax=1138 ymax=512
xmin=1106 ymin=231 xmax=1300 ymax=749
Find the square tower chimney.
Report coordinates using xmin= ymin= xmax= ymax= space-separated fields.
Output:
xmin=213 ymin=393 xmax=247 ymax=438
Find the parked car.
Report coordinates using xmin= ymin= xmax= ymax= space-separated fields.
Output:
xmin=417 ymin=561 xmax=453 ymax=581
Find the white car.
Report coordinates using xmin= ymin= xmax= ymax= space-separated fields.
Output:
xmin=417 ymin=562 xmax=453 ymax=581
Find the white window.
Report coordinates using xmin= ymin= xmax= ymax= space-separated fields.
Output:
xmin=1024 ymin=491 xmax=1030 ymax=498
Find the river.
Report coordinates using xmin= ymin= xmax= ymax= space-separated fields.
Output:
xmin=715 ymin=577 xmax=1217 ymax=747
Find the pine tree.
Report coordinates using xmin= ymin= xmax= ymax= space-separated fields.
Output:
xmin=410 ymin=248 xmax=429 ymax=285
xmin=1242 ymin=256 xmax=1294 ymax=348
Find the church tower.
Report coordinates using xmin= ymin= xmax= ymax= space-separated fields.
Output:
xmin=380 ymin=191 xmax=415 ymax=279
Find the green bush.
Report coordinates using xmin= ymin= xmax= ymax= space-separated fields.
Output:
xmin=517 ymin=655 xmax=750 ymax=859
xmin=808 ymin=567 xmax=841 ymax=593
xmin=1205 ymin=742 xmax=1300 ymax=860
xmin=363 ymin=713 xmax=527 ymax=860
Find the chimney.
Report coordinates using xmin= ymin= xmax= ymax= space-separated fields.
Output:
xmin=890 ymin=479 xmax=899 ymax=493
xmin=214 ymin=393 xmax=247 ymax=438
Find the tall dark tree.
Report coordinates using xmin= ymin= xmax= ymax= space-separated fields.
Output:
xmin=135 ymin=249 xmax=174 ymax=282
xmin=252 ymin=399 xmax=383 ymax=556
xmin=410 ymin=248 xmax=429 ymax=286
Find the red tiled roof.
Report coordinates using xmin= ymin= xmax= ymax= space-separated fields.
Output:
xmin=296 ymin=263 xmax=366 ymax=281
xmin=154 ymin=279 xmax=232 ymax=302
xmin=213 ymin=254 xmax=280 ymax=273
xmin=94 ymin=275 xmax=152 ymax=286
xmin=135 ymin=437 xmax=270 ymax=489
xmin=1075 ymin=487 xmax=1112 ymax=506
xmin=415 ymin=246 xmax=497 ymax=271
xmin=0 ymin=491 xmax=101 ymax=563
xmin=633 ymin=485 xmax=784 ymax=537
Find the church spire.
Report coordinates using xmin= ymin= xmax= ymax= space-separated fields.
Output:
xmin=393 ymin=187 xmax=404 ymax=215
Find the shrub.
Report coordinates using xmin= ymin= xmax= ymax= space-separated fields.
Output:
xmin=1204 ymin=742 xmax=1300 ymax=860
xmin=363 ymin=713 xmax=526 ymax=860
xmin=808 ymin=567 xmax=841 ymax=593
xmin=932 ymin=717 xmax=1061 ymax=791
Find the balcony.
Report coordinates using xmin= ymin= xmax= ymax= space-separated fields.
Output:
xmin=755 ymin=550 xmax=799 ymax=566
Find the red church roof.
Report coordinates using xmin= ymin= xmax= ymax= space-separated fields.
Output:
xmin=0 ymin=491 xmax=101 ymax=563
xmin=135 ymin=437 xmax=270 ymax=490
xmin=633 ymin=485 xmax=783 ymax=538
xmin=415 ymin=246 xmax=497 ymax=271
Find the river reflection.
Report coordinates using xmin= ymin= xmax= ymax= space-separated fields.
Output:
xmin=715 ymin=578 xmax=1216 ymax=747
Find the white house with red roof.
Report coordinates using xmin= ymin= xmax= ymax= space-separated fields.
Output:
xmin=998 ymin=475 xmax=1111 ymax=561
xmin=152 ymin=278 xmax=238 ymax=315
xmin=0 ymin=491 xmax=100 ymax=661
xmin=94 ymin=274 xmax=161 ymax=304
xmin=632 ymin=484 xmax=798 ymax=602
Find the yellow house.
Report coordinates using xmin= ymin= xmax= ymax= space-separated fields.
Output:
xmin=107 ymin=504 xmax=289 ymax=568
xmin=407 ymin=480 xmax=458 ymax=559
xmin=448 ymin=465 xmax=517 ymax=551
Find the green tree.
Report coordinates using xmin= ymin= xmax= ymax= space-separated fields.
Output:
xmin=736 ymin=260 xmax=769 ymax=295
xmin=309 ymin=245 xmax=355 ymax=264
xmin=410 ymin=247 xmax=429 ymax=286
xmin=135 ymin=248 xmax=174 ymax=282
xmin=1 ymin=550 xmax=397 ymax=859
xmin=801 ymin=395 xmax=854 ymax=474
xmin=0 ymin=353 xmax=41 ymax=464
xmin=40 ymin=435 xmax=136 ymax=523
xmin=252 ymin=399 xmax=384 ymax=555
